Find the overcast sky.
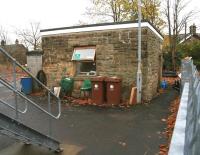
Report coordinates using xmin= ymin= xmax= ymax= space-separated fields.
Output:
xmin=0 ymin=0 xmax=91 ymax=42
xmin=0 ymin=0 xmax=200 ymax=43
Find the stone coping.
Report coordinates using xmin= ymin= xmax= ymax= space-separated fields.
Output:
xmin=26 ymin=50 xmax=44 ymax=56
xmin=41 ymin=21 xmax=163 ymax=40
xmin=168 ymin=82 xmax=189 ymax=155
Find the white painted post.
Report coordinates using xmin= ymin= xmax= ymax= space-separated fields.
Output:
xmin=137 ymin=0 xmax=142 ymax=103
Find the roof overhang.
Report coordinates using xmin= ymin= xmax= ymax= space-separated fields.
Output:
xmin=41 ymin=21 xmax=163 ymax=40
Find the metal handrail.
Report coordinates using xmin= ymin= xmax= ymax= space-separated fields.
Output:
xmin=0 ymin=77 xmax=61 ymax=119
xmin=0 ymin=47 xmax=58 ymax=98
xmin=0 ymin=47 xmax=61 ymax=120
xmin=0 ymin=99 xmax=28 ymax=114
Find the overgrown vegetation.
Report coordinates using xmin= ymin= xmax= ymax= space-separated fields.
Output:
xmin=162 ymin=0 xmax=198 ymax=71
xmin=177 ymin=41 xmax=200 ymax=69
xmin=163 ymin=41 xmax=200 ymax=70
xmin=163 ymin=49 xmax=183 ymax=71
xmin=85 ymin=0 xmax=164 ymax=29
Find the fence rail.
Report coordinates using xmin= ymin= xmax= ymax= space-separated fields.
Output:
xmin=0 ymin=47 xmax=61 ymax=136
xmin=169 ymin=58 xmax=200 ymax=155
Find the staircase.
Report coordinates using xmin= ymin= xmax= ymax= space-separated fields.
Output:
xmin=0 ymin=113 xmax=60 ymax=152
xmin=0 ymin=47 xmax=62 ymax=152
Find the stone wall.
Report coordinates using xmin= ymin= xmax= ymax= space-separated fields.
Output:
xmin=142 ymin=29 xmax=163 ymax=101
xmin=0 ymin=44 xmax=27 ymax=65
xmin=42 ymin=27 xmax=162 ymax=101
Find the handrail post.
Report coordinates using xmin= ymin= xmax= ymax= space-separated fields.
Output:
xmin=13 ymin=61 xmax=19 ymax=120
xmin=0 ymin=47 xmax=61 ymax=120
xmin=48 ymin=91 xmax=52 ymax=136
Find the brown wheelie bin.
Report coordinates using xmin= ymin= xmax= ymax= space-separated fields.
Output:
xmin=91 ymin=76 xmax=105 ymax=105
xmin=105 ymin=77 xmax=122 ymax=105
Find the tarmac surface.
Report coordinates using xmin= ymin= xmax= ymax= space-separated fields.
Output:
xmin=0 ymin=86 xmax=178 ymax=155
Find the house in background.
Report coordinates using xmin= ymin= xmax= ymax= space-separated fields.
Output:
xmin=40 ymin=21 xmax=163 ymax=101
xmin=162 ymin=24 xmax=200 ymax=70
xmin=0 ymin=39 xmax=28 ymax=65
xmin=179 ymin=24 xmax=200 ymax=44
xmin=163 ymin=24 xmax=200 ymax=49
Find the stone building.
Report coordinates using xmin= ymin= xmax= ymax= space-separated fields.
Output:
xmin=0 ymin=39 xmax=28 ymax=65
xmin=41 ymin=21 xmax=163 ymax=101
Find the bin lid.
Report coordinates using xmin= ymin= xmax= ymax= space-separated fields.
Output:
xmin=105 ymin=77 xmax=122 ymax=82
xmin=91 ymin=76 xmax=105 ymax=82
xmin=21 ymin=76 xmax=32 ymax=79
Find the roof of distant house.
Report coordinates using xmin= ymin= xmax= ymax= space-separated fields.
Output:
xmin=163 ymin=24 xmax=200 ymax=47
xmin=40 ymin=20 xmax=164 ymax=40
xmin=0 ymin=44 xmax=28 ymax=54
xmin=179 ymin=33 xmax=200 ymax=44
xmin=179 ymin=24 xmax=200 ymax=43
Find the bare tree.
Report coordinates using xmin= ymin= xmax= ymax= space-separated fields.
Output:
xmin=163 ymin=0 xmax=198 ymax=70
xmin=0 ymin=26 xmax=9 ymax=44
xmin=16 ymin=22 xmax=41 ymax=50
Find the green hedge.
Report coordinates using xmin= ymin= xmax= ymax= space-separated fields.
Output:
xmin=177 ymin=41 xmax=200 ymax=69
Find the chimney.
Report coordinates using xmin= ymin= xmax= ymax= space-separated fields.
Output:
xmin=190 ymin=24 xmax=197 ymax=35
xmin=15 ymin=39 xmax=19 ymax=45
xmin=184 ymin=22 xmax=187 ymax=40
xmin=1 ymin=40 xmax=6 ymax=46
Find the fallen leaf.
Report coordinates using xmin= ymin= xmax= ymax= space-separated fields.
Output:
xmin=161 ymin=118 xmax=167 ymax=122
xmin=118 ymin=141 xmax=127 ymax=147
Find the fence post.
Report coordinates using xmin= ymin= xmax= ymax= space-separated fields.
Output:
xmin=48 ymin=91 xmax=52 ymax=136
xmin=13 ymin=61 xmax=19 ymax=120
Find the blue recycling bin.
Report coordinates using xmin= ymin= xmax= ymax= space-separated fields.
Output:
xmin=161 ymin=80 xmax=167 ymax=89
xmin=21 ymin=77 xmax=33 ymax=94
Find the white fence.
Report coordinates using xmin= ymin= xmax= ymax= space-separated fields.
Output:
xmin=169 ymin=59 xmax=200 ymax=155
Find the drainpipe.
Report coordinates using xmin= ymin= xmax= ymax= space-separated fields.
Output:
xmin=137 ymin=0 xmax=142 ymax=103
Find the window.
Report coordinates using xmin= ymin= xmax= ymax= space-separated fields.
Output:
xmin=72 ymin=47 xmax=96 ymax=76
